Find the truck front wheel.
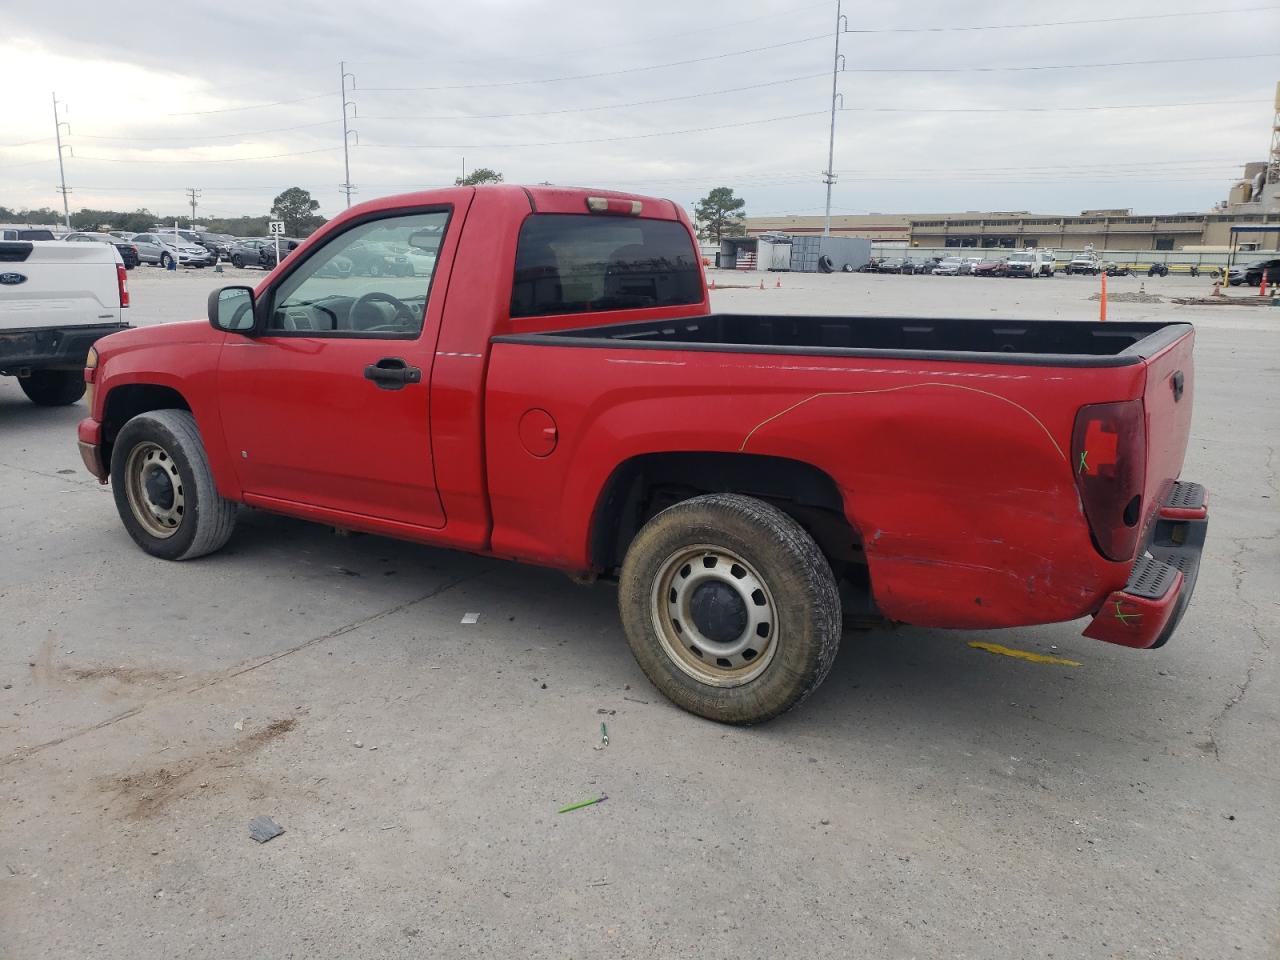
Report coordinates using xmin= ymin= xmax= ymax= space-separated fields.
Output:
xmin=19 ymin=369 xmax=86 ymax=406
xmin=618 ymin=493 xmax=841 ymax=724
xmin=110 ymin=409 xmax=237 ymax=560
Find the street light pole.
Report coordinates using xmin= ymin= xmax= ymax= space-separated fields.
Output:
xmin=822 ymin=0 xmax=847 ymax=237
xmin=52 ymin=92 xmax=72 ymax=230
xmin=339 ymin=61 xmax=358 ymax=207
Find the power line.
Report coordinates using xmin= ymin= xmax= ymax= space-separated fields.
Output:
xmin=365 ymin=110 xmax=827 ymax=151
xmin=356 ymin=32 xmax=832 ymax=92
xmin=350 ymin=1 xmax=830 ymax=67
xmin=72 ymin=120 xmax=340 ymax=142
xmin=844 ymin=4 xmax=1280 ymax=33
xmin=361 ymin=72 xmax=829 ymax=122
xmin=843 ymin=51 xmax=1280 ymax=73
xmin=73 ymin=146 xmax=342 ymax=164
xmin=0 ymin=136 xmax=55 ymax=149
xmin=164 ymin=93 xmax=330 ymax=117
xmin=838 ymin=98 xmax=1271 ymax=113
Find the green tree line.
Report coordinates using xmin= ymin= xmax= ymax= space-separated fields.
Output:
xmin=0 ymin=187 xmax=328 ymax=237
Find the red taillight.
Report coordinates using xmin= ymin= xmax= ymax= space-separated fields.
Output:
xmin=1071 ymin=399 xmax=1146 ymax=561
xmin=117 ymin=263 xmax=129 ymax=308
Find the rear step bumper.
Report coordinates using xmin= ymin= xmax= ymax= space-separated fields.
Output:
xmin=1082 ymin=481 xmax=1208 ymax=650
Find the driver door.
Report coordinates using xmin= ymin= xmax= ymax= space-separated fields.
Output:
xmin=216 ymin=208 xmax=452 ymax=529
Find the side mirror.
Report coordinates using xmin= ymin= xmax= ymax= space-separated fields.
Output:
xmin=209 ymin=285 xmax=256 ymax=333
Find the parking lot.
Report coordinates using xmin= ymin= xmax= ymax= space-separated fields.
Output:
xmin=2 ymin=267 xmax=1277 ymax=958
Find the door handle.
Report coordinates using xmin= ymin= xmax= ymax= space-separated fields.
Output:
xmin=363 ymin=356 xmax=422 ymax=390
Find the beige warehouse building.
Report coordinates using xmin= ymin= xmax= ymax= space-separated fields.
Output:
xmin=745 ymin=95 xmax=1280 ymax=253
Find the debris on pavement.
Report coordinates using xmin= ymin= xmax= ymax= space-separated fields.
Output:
xmin=557 ymin=795 xmax=607 ymax=814
xmin=248 ymin=816 xmax=285 ymax=843
xmin=595 ymin=708 xmax=616 ymax=715
xmin=460 ymin=612 xmax=480 ymax=624
xmin=593 ymin=722 xmax=609 ymax=750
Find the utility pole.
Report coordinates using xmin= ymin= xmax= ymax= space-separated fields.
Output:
xmin=822 ymin=0 xmax=847 ymax=237
xmin=52 ymin=92 xmax=72 ymax=230
xmin=186 ymin=187 xmax=202 ymax=227
xmin=339 ymin=61 xmax=358 ymax=207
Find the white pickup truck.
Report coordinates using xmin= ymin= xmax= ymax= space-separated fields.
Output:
xmin=0 ymin=240 xmax=129 ymax=406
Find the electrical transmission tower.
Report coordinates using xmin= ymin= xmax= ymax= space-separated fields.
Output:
xmin=339 ymin=61 xmax=358 ymax=207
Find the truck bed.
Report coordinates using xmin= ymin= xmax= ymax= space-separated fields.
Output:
xmin=495 ymin=313 xmax=1191 ymax=367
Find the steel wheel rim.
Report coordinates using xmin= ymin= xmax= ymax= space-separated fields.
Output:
xmin=124 ymin=441 xmax=185 ymax=539
xmin=650 ymin=544 xmax=778 ymax=687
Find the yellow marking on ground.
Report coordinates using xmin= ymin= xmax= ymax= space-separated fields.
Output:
xmin=967 ymin=641 xmax=1082 ymax=667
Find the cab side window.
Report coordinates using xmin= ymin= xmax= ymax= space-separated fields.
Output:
xmin=265 ymin=211 xmax=449 ymax=337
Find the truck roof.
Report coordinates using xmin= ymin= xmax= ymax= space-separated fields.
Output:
xmin=345 ymin=184 xmax=685 ymax=223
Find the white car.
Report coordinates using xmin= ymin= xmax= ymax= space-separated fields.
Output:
xmin=129 ymin=232 xmax=212 ymax=268
xmin=932 ymin=257 xmax=963 ymax=276
xmin=0 ymin=239 xmax=128 ymax=405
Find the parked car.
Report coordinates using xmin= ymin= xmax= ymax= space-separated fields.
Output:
xmin=62 ymin=232 xmax=141 ymax=269
xmin=1003 ymin=252 xmax=1039 ymax=278
xmin=876 ymin=257 xmax=905 ymax=274
xmin=228 ymin=238 xmax=271 ymax=269
xmin=77 ymin=184 xmax=1208 ymax=725
xmin=932 ymin=257 xmax=963 ymax=276
xmin=913 ymin=256 xmax=942 ymax=275
xmin=130 ymin=233 xmax=212 ymax=268
xmin=960 ymin=257 xmax=982 ymax=275
xmin=2 ymin=228 xmax=57 ymax=241
xmin=1067 ymin=255 xmax=1101 ymax=276
xmin=1 ymin=238 xmax=129 ymax=405
xmin=972 ymin=258 xmax=1008 ymax=277
xmin=344 ymin=240 xmax=416 ymax=277
xmin=195 ymin=232 xmax=237 ymax=261
xmin=257 ymin=238 xmax=303 ymax=269
xmin=858 ymin=257 xmax=884 ymax=273
xmin=1228 ymin=257 xmax=1280 ymax=286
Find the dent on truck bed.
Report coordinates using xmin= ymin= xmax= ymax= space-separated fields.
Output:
xmin=735 ymin=378 xmax=1112 ymax=628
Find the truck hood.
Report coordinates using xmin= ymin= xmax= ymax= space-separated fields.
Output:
xmin=96 ymin=319 xmax=215 ymax=359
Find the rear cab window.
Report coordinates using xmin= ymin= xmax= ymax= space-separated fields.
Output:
xmin=510 ymin=214 xmax=701 ymax=319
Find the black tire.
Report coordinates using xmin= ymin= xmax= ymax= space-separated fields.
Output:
xmin=231 ymin=255 xmax=244 ymax=268
xmin=368 ymin=261 xmax=383 ymax=277
xmin=817 ymin=255 xmax=834 ymax=274
xmin=841 ymin=263 xmax=854 ymax=272
xmin=19 ymin=369 xmax=85 ymax=406
xmin=110 ymin=409 xmax=237 ymax=561
xmin=618 ymin=493 xmax=841 ymax=725
xmin=160 ymin=253 xmax=174 ymax=269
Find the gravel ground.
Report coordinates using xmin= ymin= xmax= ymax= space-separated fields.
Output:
xmin=1 ymin=266 xmax=1277 ymax=959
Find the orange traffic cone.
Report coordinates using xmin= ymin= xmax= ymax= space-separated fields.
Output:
xmin=1261 ymin=270 xmax=1269 ymax=297
xmin=709 ymin=277 xmax=716 ymax=290
xmin=775 ymin=278 xmax=781 ymax=288
xmin=1099 ymin=271 xmax=1107 ymax=322
xmin=759 ymin=278 xmax=765 ymax=290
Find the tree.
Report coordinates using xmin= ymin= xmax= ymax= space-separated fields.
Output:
xmin=455 ymin=168 xmax=503 ymax=186
xmin=694 ymin=187 xmax=747 ymax=243
xmin=271 ymin=187 xmax=322 ymax=236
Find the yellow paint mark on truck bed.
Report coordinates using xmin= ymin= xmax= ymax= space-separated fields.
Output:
xmin=967 ymin=641 xmax=1082 ymax=667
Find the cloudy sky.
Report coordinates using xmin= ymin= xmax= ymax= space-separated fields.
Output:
xmin=1 ymin=0 xmax=1276 ymax=223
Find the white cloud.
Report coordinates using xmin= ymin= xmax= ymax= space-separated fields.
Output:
xmin=1 ymin=0 xmax=1275 ymax=221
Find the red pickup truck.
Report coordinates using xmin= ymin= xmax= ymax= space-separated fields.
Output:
xmin=77 ymin=185 xmax=1208 ymax=724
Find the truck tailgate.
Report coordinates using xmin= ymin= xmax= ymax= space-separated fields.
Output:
xmin=0 ymin=241 xmax=124 ymax=331
xmin=1140 ymin=326 xmax=1195 ymax=530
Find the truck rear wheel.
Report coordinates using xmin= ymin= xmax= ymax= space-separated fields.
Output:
xmin=19 ymin=370 xmax=86 ymax=406
xmin=618 ymin=493 xmax=841 ymax=724
xmin=110 ymin=409 xmax=237 ymax=560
